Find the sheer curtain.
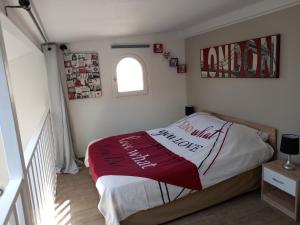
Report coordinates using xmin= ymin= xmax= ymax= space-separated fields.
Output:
xmin=42 ymin=44 xmax=78 ymax=174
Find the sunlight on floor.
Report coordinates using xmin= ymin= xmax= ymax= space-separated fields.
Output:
xmin=55 ymin=200 xmax=71 ymax=225
xmin=36 ymin=195 xmax=58 ymax=225
xmin=54 ymin=168 xmax=106 ymax=225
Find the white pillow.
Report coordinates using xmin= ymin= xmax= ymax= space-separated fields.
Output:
xmin=185 ymin=112 xmax=269 ymax=142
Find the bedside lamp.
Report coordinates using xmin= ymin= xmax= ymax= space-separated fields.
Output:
xmin=185 ymin=106 xmax=195 ymax=116
xmin=280 ymin=134 xmax=299 ymax=170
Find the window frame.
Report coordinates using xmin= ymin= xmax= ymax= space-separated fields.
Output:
xmin=113 ymin=54 xmax=148 ymax=97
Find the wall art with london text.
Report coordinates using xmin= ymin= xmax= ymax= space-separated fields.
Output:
xmin=64 ymin=52 xmax=102 ymax=100
xmin=200 ymin=34 xmax=280 ymax=78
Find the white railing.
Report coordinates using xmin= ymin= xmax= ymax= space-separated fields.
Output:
xmin=0 ymin=111 xmax=57 ymax=225
xmin=0 ymin=178 xmax=25 ymax=225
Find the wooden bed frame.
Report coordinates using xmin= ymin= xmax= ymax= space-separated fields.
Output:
xmin=121 ymin=111 xmax=277 ymax=225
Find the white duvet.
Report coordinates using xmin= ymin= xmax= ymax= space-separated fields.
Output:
xmin=85 ymin=112 xmax=273 ymax=225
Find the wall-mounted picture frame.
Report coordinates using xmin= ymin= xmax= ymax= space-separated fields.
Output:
xmin=169 ymin=58 xmax=178 ymax=67
xmin=177 ymin=64 xmax=187 ymax=73
xmin=200 ymin=34 xmax=280 ymax=78
xmin=64 ymin=52 xmax=102 ymax=100
xmin=163 ymin=50 xmax=170 ymax=60
xmin=153 ymin=43 xmax=163 ymax=53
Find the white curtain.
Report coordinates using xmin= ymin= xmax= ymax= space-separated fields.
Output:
xmin=42 ymin=44 xmax=78 ymax=174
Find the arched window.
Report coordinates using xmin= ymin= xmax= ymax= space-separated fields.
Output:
xmin=114 ymin=55 xmax=147 ymax=96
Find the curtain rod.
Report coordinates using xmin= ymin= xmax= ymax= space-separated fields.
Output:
xmin=111 ymin=44 xmax=150 ymax=49
xmin=5 ymin=0 xmax=49 ymax=43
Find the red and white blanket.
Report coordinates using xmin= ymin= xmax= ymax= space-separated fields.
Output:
xmin=85 ymin=112 xmax=273 ymax=225
xmin=88 ymin=131 xmax=202 ymax=190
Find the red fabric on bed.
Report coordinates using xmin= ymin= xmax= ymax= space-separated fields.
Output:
xmin=88 ymin=131 xmax=202 ymax=190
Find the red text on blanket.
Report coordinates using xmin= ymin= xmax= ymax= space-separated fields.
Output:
xmin=178 ymin=120 xmax=223 ymax=139
xmin=119 ymin=136 xmax=157 ymax=170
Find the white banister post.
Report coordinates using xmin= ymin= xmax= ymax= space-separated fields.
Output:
xmin=20 ymin=179 xmax=35 ymax=225
xmin=0 ymin=19 xmax=34 ymax=225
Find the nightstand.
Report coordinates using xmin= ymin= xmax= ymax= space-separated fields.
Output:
xmin=262 ymin=160 xmax=300 ymax=220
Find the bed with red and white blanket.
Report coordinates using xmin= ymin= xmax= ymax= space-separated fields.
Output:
xmin=84 ymin=112 xmax=273 ymax=225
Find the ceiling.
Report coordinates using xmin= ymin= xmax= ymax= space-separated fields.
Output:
xmin=30 ymin=0 xmax=264 ymax=42
xmin=4 ymin=0 xmax=300 ymax=43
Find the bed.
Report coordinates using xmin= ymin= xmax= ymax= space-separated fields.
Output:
xmin=85 ymin=111 xmax=277 ymax=225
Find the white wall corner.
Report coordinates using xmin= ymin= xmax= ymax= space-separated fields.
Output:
xmin=180 ymin=0 xmax=300 ymax=39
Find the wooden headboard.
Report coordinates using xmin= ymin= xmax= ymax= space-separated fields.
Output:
xmin=204 ymin=111 xmax=277 ymax=159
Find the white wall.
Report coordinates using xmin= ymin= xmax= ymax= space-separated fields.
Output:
xmin=2 ymin=23 xmax=49 ymax=150
xmin=0 ymin=15 xmax=49 ymax=188
xmin=0 ymin=4 xmax=44 ymax=191
xmin=7 ymin=52 xmax=49 ymax=149
xmin=185 ymin=6 xmax=300 ymax=161
xmin=0 ymin=129 xmax=8 ymax=190
xmin=62 ymin=32 xmax=187 ymax=157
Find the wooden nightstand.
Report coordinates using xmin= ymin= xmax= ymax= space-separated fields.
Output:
xmin=262 ymin=160 xmax=300 ymax=220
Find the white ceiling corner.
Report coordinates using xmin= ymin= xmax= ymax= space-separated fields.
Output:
xmin=30 ymin=0 xmax=263 ymax=42
xmin=9 ymin=0 xmax=300 ymax=42
xmin=181 ymin=0 xmax=300 ymax=38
